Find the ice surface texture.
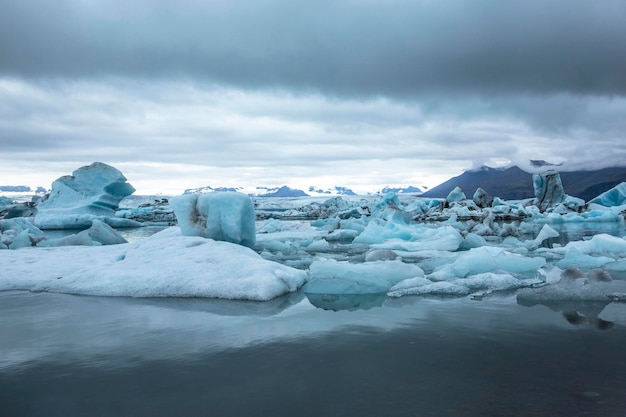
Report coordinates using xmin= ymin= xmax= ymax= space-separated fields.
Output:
xmin=0 ymin=228 xmax=306 ymax=300
xmin=170 ymin=192 xmax=256 ymax=248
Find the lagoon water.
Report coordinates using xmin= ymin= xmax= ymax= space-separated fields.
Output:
xmin=2 ymin=290 xmax=626 ymax=417
xmin=2 ymin=201 xmax=626 ymax=416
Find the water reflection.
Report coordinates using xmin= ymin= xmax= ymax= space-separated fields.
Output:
xmin=135 ymin=291 xmax=304 ymax=316
xmin=517 ymin=297 xmax=615 ymax=330
xmin=304 ymin=292 xmax=386 ymax=311
xmin=2 ymin=291 xmax=626 ymax=417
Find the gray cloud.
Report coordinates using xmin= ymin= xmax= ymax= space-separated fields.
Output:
xmin=1 ymin=79 xmax=624 ymax=194
xmin=2 ymin=1 xmax=625 ymax=194
xmin=2 ymin=0 xmax=626 ymax=97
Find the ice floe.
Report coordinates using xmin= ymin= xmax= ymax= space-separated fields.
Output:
xmin=0 ymin=227 xmax=307 ymax=300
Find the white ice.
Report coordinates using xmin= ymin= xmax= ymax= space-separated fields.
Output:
xmin=388 ymin=272 xmax=533 ymax=298
xmin=427 ymin=246 xmax=546 ymax=280
xmin=0 ymin=227 xmax=307 ymax=301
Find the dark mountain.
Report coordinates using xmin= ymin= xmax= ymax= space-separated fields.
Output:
xmin=421 ymin=166 xmax=626 ymax=201
xmin=560 ymin=167 xmax=626 ymax=201
xmin=257 ymin=186 xmax=309 ymax=198
xmin=421 ymin=166 xmax=533 ymax=200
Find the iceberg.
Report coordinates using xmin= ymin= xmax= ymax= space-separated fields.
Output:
xmin=34 ymin=162 xmax=136 ymax=229
xmin=170 ymin=192 xmax=256 ymax=248
xmin=589 ymin=182 xmax=626 ymax=207
xmin=446 ymin=186 xmax=466 ymax=203
xmin=532 ymin=170 xmax=565 ymax=212
xmin=304 ymin=259 xmax=423 ymax=294
xmin=0 ymin=227 xmax=307 ymax=300
xmin=472 ymin=187 xmax=493 ymax=208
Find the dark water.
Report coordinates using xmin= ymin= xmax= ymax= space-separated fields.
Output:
xmin=2 ymin=291 xmax=626 ymax=417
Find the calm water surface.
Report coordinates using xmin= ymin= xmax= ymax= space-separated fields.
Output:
xmin=1 ymin=290 xmax=626 ymax=417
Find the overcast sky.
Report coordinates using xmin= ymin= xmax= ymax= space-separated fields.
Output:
xmin=1 ymin=0 xmax=625 ymax=194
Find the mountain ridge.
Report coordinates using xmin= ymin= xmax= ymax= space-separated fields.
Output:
xmin=421 ymin=166 xmax=626 ymax=201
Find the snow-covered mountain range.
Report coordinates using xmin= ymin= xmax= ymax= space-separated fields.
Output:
xmin=183 ymin=184 xmax=427 ymax=197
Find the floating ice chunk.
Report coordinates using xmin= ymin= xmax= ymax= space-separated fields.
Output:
xmin=355 ymin=220 xmax=463 ymax=252
xmin=38 ymin=162 xmax=135 ymax=212
xmin=535 ymin=224 xmax=560 ymax=243
xmin=459 ymin=232 xmax=488 ymax=250
xmin=0 ymin=227 xmax=307 ymax=300
xmin=85 ymin=219 xmax=128 ymax=245
xmin=35 ymin=162 xmax=135 ymax=229
xmin=324 ymin=229 xmax=359 ymax=242
xmin=446 ymin=186 xmax=466 ymax=203
xmin=387 ymin=276 xmax=433 ymax=293
xmin=563 ymin=234 xmax=626 ymax=256
xmin=304 ymin=259 xmax=423 ymax=294
xmin=460 ymin=273 xmax=520 ymax=291
xmin=338 ymin=218 xmax=367 ymax=234
xmin=39 ymin=220 xmax=127 ymax=247
xmin=305 ymin=239 xmax=330 ymax=252
xmin=370 ymin=232 xmax=463 ymax=252
xmin=522 ymin=224 xmax=560 ymax=250
xmin=0 ymin=218 xmax=45 ymax=249
xmin=257 ymin=219 xmax=293 ymax=234
xmin=39 ymin=230 xmax=95 ymax=247
xmin=473 ymin=187 xmax=493 ymax=208
xmin=429 ymin=246 xmax=545 ymax=280
xmin=589 ymin=182 xmax=626 ymax=207
xmin=170 ymin=192 xmax=256 ymax=248
xmin=555 ymin=248 xmax=616 ymax=270
xmin=390 ymin=272 xmax=537 ymax=298
xmin=8 ymin=229 xmax=33 ymax=249
xmin=364 ymin=249 xmax=399 ymax=262
xmin=388 ymin=280 xmax=470 ymax=297
xmin=563 ymin=196 xmax=586 ymax=212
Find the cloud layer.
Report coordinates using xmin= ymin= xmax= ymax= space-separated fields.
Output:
xmin=1 ymin=0 xmax=625 ymax=193
xmin=3 ymin=0 xmax=626 ymax=96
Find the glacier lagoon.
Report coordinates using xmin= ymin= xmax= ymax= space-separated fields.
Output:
xmin=2 ymin=289 xmax=626 ymax=417
xmin=2 ymin=189 xmax=626 ymax=416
